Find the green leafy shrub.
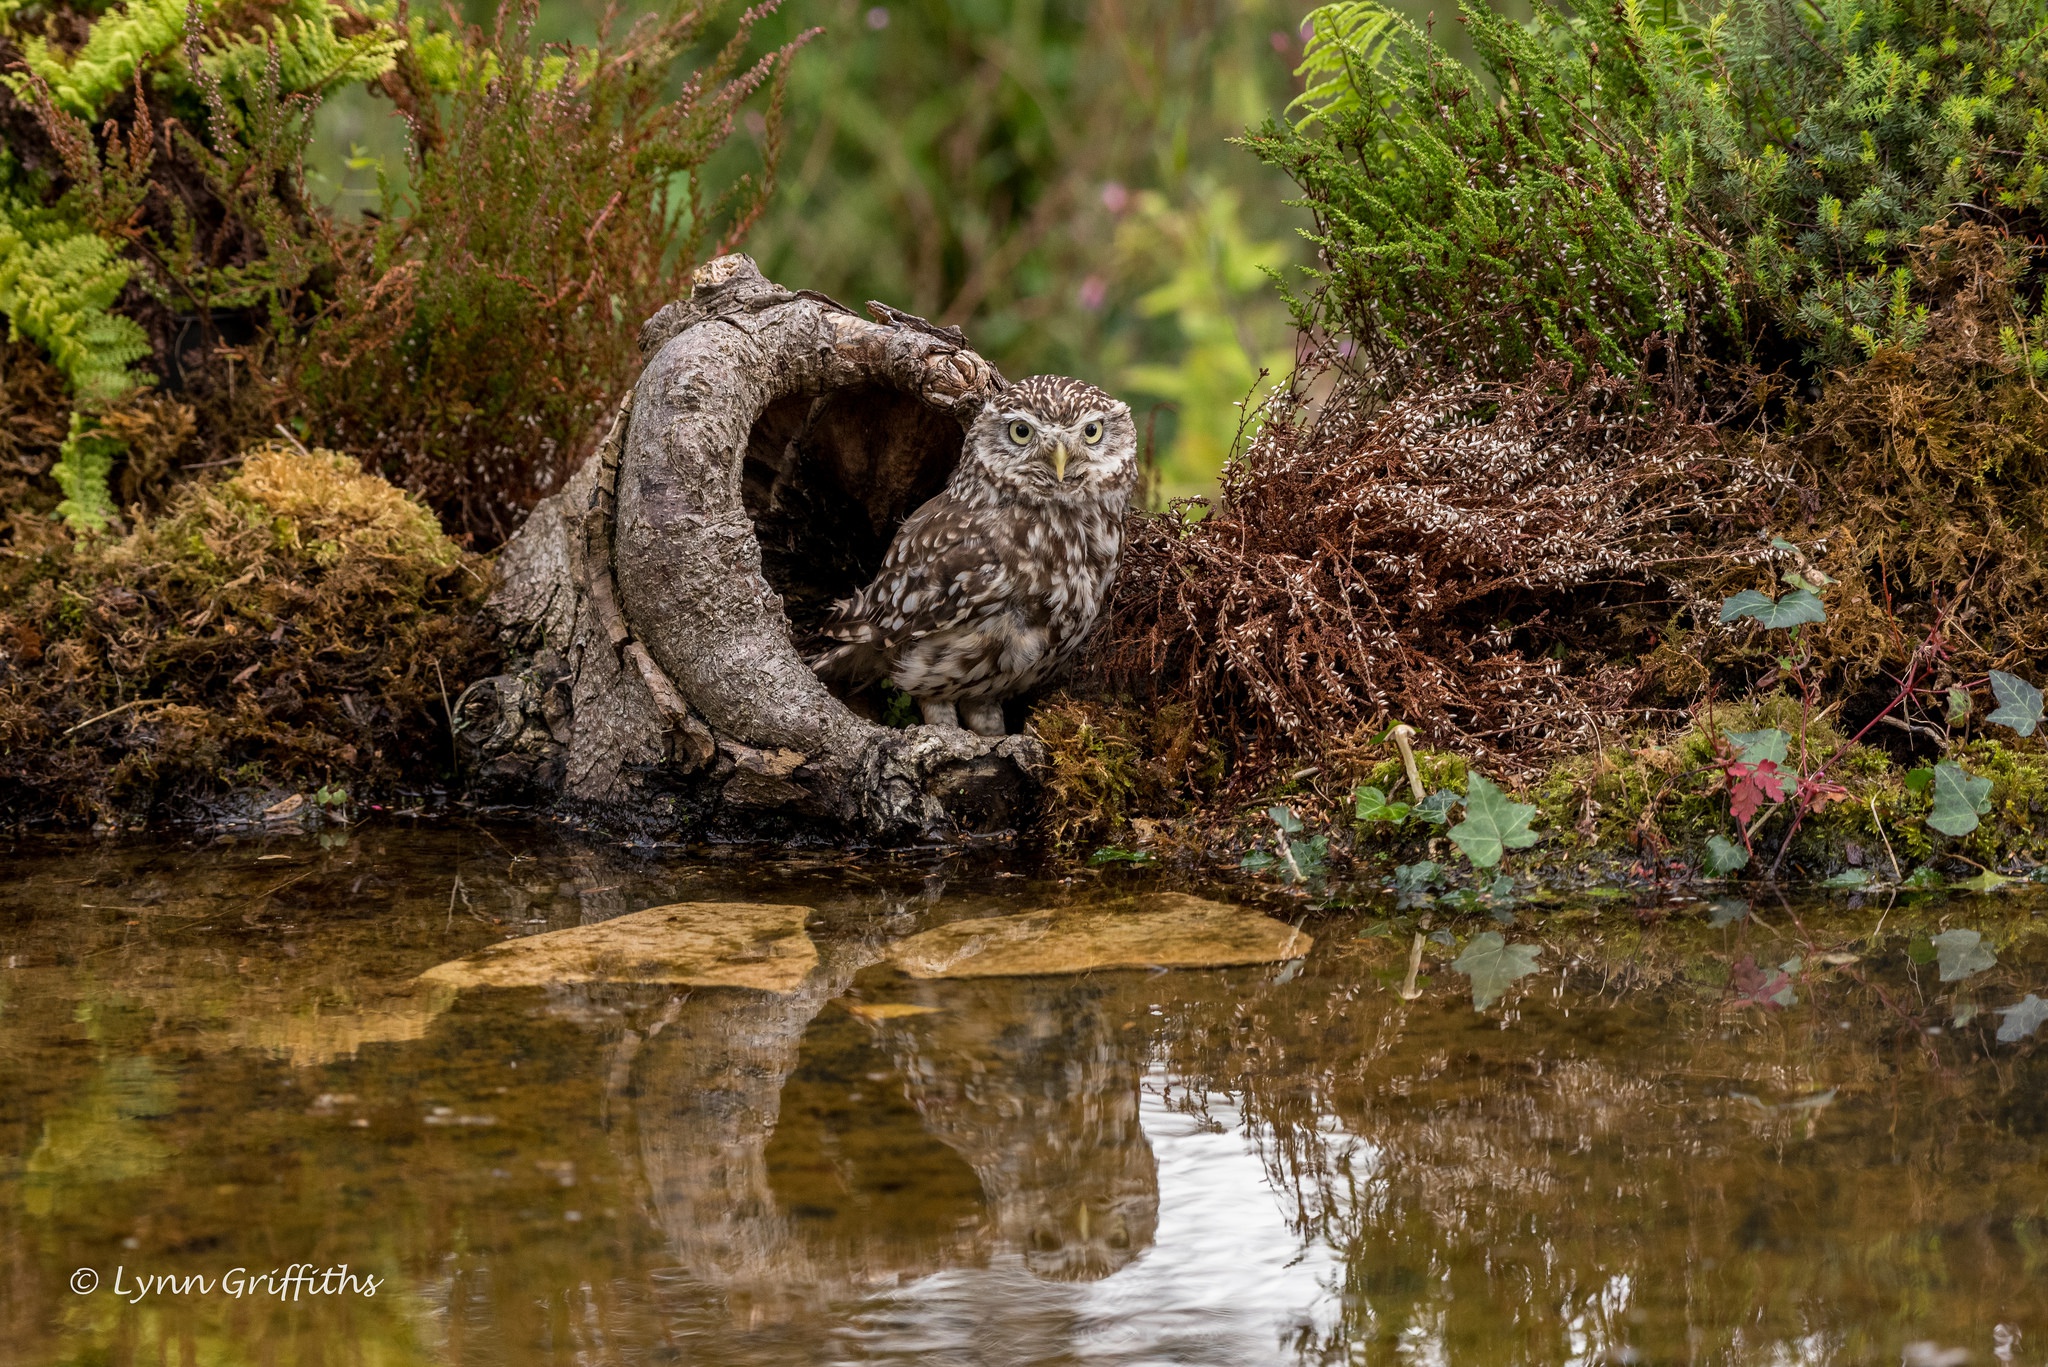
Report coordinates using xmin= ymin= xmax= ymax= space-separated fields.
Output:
xmin=296 ymin=1 xmax=812 ymax=539
xmin=0 ymin=0 xmax=806 ymax=541
xmin=1629 ymin=0 xmax=2048 ymax=365
xmin=1246 ymin=0 xmax=1735 ymax=385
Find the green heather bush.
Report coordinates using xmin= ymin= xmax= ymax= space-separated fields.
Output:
xmin=1637 ymin=0 xmax=2048 ymax=364
xmin=1259 ymin=0 xmax=2048 ymax=384
xmin=1245 ymin=0 xmax=1734 ymax=385
xmin=0 ymin=0 xmax=803 ymax=540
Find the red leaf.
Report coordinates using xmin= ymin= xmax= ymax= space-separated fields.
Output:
xmin=1726 ymin=759 xmax=1789 ymax=826
xmin=1730 ymin=954 xmax=1795 ymax=1011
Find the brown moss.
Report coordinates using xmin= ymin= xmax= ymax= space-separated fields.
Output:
xmin=1087 ymin=364 xmax=1774 ymax=788
xmin=1682 ymin=226 xmax=2048 ymax=708
xmin=0 ymin=443 xmax=496 ymax=825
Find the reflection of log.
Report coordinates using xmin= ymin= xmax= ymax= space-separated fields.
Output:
xmin=463 ymin=255 xmax=1046 ymax=839
xmin=619 ymin=963 xmax=1161 ymax=1333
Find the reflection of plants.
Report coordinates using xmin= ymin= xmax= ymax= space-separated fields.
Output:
xmin=22 ymin=1054 xmax=175 ymax=1217
xmin=1242 ymin=804 xmax=1329 ymax=885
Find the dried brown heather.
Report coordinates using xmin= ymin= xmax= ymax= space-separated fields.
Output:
xmin=1090 ymin=365 xmax=1779 ymax=780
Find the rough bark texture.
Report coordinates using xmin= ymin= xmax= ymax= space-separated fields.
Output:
xmin=465 ymin=256 xmax=1047 ymax=839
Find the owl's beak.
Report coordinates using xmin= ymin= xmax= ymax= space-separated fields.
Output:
xmin=1051 ymin=442 xmax=1069 ymax=481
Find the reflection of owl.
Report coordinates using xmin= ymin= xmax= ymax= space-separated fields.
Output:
xmin=812 ymin=376 xmax=1139 ymax=736
xmin=881 ymin=977 xmax=1160 ymax=1282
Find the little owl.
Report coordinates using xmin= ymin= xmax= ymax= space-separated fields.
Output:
xmin=813 ymin=375 xmax=1138 ymax=736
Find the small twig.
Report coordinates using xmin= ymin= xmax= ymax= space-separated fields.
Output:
xmin=273 ymin=423 xmax=311 ymax=456
xmin=1869 ymin=795 xmax=1902 ymax=883
xmin=62 ymin=697 xmax=153 ymax=736
xmin=434 ymin=658 xmax=455 ymax=750
xmin=1876 ymin=713 xmax=1945 ymax=742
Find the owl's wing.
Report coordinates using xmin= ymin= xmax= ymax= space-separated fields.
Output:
xmin=822 ymin=498 xmax=1014 ymax=652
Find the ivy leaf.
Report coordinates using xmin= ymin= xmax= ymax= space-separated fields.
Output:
xmin=1723 ymin=728 xmax=1790 ymax=766
xmin=1932 ymin=928 xmax=1998 ymax=982
xmin=1780 ymin=569 xmax=1830 ymax=595
xmin=1947 ymin=686 xmax=1972 ymax=723
xmin=1707 ymin=896 xmax=1750 ymax=926
xmin=1720 ymin=588 xmax=1827 ymax=629
xmin=1996 ymin=995 xmax=2048 ymax=1043
xmin=1448 ymin=774 xmax=1539 ymax=869
xmin=1900 ymin=865 xmax=1943 ymax=890
xmin=1927 ymin=762 xmax=1992 ymax=837
xmin=1903 ymin=767 xmax=1934 ymax=795
xmin=1727 ymin=759 xmax=1790 ymax=825
xmin=1705 ymin=835 xmax=1750 ymax=876
xmin=1987 ymin=670 xmax=2043 ymax=737
xmin=1267 ymin=805 xmax=1304 ymax=835
xmin=1392 ymin=860 xmax=1439 ymax=893
xmin=1287 ymin=836 xmax=1329 ymax=882
xmin=1410 ymin=790 xmax=1457 ymax=826
xmin=1353 ymin=786 xmax=1410 ymax=825
xmin=1731 ymin=954 xmax=1797 ymax=1009
xmin=1822 ymin=867 xmax=1871 ymax=888
xmin=1958 ymin=870 xmax=2016 ymax=893
xmin=1451 ymin=932 xmax=1542 ymax=1011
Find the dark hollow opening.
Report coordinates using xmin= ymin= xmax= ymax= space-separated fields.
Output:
xmin=742 ymin=384 xmax=964 ymax=701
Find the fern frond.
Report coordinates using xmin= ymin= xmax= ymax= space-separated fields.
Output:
xmin=1290 ymin=0 xmax=1424 ymax=127
xmin=6 ymin=0 xmax=215 ymax=118
xmin=200 ymin=0 xmax=403 ymax=100
xmin=0 ymin=197 xmax=151 ymax=406
xmin=52 ymin=413 xmax=125 ymax=533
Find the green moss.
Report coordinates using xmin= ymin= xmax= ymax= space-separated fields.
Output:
xmin=0 ymin=443 xmax=494 ymax=824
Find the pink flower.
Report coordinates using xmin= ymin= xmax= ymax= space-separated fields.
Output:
xmin=1077 ymin=275 xmax=1108 ymax=310
xmin=1100 ymin=181 xmax=1130 ymax=215
xmin=865 ymin=6 xmax=890 ymax=30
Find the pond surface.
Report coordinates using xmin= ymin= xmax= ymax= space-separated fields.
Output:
xmin=2 ymin=825 xmax=2045 ymax=1366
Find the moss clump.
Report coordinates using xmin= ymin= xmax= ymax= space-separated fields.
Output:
xmin=0 ymin=443 xmax=493 ymax=825
xmin=1030 ymin=696 xmax=1223 ymax=850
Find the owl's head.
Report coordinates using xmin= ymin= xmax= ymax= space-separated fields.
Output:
xmin=957 ymin=375 xmax=1137 ymax=504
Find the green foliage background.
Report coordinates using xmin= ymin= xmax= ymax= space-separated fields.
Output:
xmin=314 ymin=0 xmax=1327 ymax=497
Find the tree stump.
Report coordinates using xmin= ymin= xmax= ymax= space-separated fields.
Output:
xmin=462 ymin=256 xmax=1048 ymax=839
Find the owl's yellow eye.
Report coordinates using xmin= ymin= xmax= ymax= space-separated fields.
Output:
xmin=1082 ymin=419 xmax=1104 ymax=445
xmin=1008 ymin=420 xmax=1033 ymax=445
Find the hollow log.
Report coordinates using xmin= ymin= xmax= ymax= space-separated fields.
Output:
xmin=463 ymin=256 xmax=1048 ymax=839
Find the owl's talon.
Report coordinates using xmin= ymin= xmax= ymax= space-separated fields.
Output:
xmin=918 ymin=699 xmax=959 ymax=729
xmin=960 ymin=700 xmax=1007 ymax=737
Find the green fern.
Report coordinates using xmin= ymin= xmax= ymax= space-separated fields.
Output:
xmin=6 ymin=0 xmax=401 ymax=120
xmin=199 ymin=0 xmax=402 ymax=104
xmin=52 ymin=413 xmax=124 ymax=533
xmin=1251 ymin=0 xmax=1735 ymax=385
xmin=7 ymin=0 xmax=209 ymax=118
xmin=0 ymin=197 xmax=150 ymax=408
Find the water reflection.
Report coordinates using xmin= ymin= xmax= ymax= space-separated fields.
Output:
xmin=0 ymin=828 xmax=2043 ymax=1366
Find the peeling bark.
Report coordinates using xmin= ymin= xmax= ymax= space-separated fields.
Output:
xmin=464 ymin=256 xmax=1047 ymax=839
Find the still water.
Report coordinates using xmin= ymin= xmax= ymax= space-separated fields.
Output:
xmin=2 ymin=825 xmax=2044 ymax=1365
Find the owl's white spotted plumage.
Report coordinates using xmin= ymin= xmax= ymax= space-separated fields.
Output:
xmin=813 ymin=375 xmax=1139 ymax=736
